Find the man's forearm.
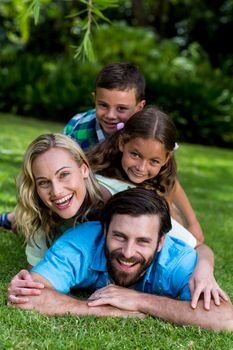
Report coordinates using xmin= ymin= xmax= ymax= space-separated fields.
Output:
xmin=139 ymin=294 xmax=233 ymax=331
xmin=29 ymin=288 xmax=89 ymax=316
xmin=15 ymin=287 xmax=144 ymax=318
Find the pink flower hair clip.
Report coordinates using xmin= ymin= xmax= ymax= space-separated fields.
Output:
xmin=116 ymin=122 xmax=125 ymax=130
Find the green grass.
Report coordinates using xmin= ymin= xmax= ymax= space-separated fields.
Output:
xmin=0 ymin=112 xmax=233 ymax=349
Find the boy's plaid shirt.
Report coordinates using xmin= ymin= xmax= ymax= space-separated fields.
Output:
xmin=63 ymin=109 xmax=105 ymax=151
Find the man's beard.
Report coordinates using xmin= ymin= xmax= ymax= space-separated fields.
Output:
xmin=105 ymin=246 xmax=157 ymax=287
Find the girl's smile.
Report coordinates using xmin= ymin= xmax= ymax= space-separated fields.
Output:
xmin=119 ymin=137 xmax=169 ymax=184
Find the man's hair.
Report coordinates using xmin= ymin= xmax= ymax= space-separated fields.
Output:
xmin=101 ymin=187 xmax=172 ymax=240
xmin=95 ymin=62 xmax=145 ymax=102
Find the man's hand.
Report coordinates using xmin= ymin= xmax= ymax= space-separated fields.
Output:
xmin=8 ymin=287 xmax=70 ymax=315
xmin=87 ymin=284 xmax=142 ymax=311
xmin=8 ymin=269 xmax=44 ymax=304
xmin=8 ymin=286 xmax=145 ymax=318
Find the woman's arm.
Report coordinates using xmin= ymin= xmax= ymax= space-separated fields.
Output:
xmin=171 ymin=179 xmax=204 ymax=245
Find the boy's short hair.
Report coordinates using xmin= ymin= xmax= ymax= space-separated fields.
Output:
xmin=95 ymin=62 xmax=145 ymax=102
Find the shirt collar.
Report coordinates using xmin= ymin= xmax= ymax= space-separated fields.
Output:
xmin=91 ymin=234 xmax=108 ymax=272
xmin=95 ymin=119 xmax=106 ymax=143
xmin=133 ymin=258 xmax=157 ymax=291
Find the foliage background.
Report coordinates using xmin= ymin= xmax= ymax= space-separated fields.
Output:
xmin=0 ymin=0 xmax=232 ymax=147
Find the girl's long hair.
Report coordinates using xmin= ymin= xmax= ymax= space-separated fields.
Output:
xmin=87 ymin=105 xmax=177 ymax=197
xmin=15 ymin=133 xmax=102 ymax=244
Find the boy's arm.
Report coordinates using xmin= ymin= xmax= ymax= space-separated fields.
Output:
xmin=87 ymin=285 xmax=233 ymax=331
xmin=171 ymin=180 xmax=204 ymax=244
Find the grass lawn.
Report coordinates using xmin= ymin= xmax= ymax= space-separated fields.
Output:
xmin=0 ymin=112 xmax=233 ymax=349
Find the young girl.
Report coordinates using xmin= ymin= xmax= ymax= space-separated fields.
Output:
xmin=15 ymin=133 xmax=102 ymax=267
xmin=87 ymin=105 xmax=203 ymax=245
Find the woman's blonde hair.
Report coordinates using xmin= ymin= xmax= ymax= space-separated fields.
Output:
xmin=15 ymin=133 xmax=102 ymax=243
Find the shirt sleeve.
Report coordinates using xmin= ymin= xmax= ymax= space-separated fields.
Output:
xmin=170 ymin=248 xmax=198 ymax=300
xmin=63 ymin=113 xmax=81 ymax=136
xmin=95 ymin=175 xmax=135 ymax=196
xmin=31 ymin=235 xmax=87 ymax=294
xmin=31 ymin=221 xmax=102 ymax=294
xmin=26 ymin=230 xmax=49 ymax=266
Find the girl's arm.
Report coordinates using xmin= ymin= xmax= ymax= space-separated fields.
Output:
xmin=189 ymin=244 xmax=228 ymax=310
xmin=171 ymin=179 xmax=204 ymax=245
xmin=170 ymin=181 xmax=228 ymax=308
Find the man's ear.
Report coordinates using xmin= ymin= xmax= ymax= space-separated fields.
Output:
xmin=136 ymin=99 xmax=146 ymax=112
xmin=157 ymin=235 xmax=166 ymax=252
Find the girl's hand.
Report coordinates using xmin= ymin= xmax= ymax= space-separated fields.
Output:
xmin=7 ymin=269 xmax=44 ymax=304
xmin=189 ymin=266 xmax=228 ymax=310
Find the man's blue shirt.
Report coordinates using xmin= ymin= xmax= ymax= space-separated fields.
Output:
xmin=32 ymin=222 xmax=197 ymax=300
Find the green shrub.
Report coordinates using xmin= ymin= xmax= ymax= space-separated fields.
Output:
xmin=0 ymin=22 xmax=232 ymax=147
xmin=93 ymin=23 xmax=233 ymax=147
xmin=0 ymin=52 xmax=100 ymax=121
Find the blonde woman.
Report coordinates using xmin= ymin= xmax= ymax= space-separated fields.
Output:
xmin=15 ymin=133 xmax=102 ymax=268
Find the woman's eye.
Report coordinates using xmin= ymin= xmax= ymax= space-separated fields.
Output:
xmin=37 ymin=180 xmax=49 ymax=188
xmin=60 ymin=172 xmax=70 ymax=179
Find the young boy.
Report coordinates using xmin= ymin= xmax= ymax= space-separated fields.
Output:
xmin=0 ymin=62 xmax=146 ymax=230
xmin=64 ymin=62 xmax=146 ymax=150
